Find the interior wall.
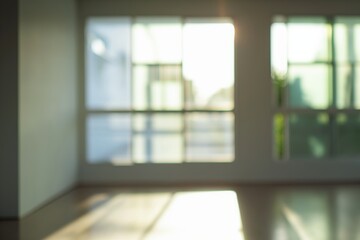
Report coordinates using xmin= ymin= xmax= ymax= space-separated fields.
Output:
xmin=78 ymin=0 xmax=360 ymax=185
xmin=0 ymin=0 xmax=19 ymax=218
xmin=19 ymin=0 xmax=78 ymax=217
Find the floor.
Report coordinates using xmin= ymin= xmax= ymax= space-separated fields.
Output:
xmin=1 ymin=185 xmax=360 ymax=240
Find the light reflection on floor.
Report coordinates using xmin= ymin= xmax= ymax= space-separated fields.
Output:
xmin=2 ymin=185 xmax=360 ymax=240
xmin=44 ymin=190 xmax=244 ymax=240
xmin=271 ymin=188 xmax=360 ymax=240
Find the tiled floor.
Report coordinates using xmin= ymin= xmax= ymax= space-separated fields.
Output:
xmin=1 ymin=185 xmax=360 ymax=240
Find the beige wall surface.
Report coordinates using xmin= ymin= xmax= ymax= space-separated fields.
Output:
xmin=19 ymin=0 xmax=78 ymax=217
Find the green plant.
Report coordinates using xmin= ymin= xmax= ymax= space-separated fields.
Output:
xmin=272 ymin=70 xmax=287 ymax=107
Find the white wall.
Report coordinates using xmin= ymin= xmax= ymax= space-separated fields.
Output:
xmin=0 ymin=0 xmax=19 ymax=218
xmin=78 ymin=0 xmax=360 ymax=185
xmin=19 ymin=0 xmax=78 ymax=217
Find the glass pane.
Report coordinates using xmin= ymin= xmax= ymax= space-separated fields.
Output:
xmin=132 ymin=17 xmax=182 ymax=64
xmin=287 ymin=17 xmax=330 ymax=63
xmin=186 ymin=113 xmax=234 ymax=162
xmin=271 ymin=20 xmax=288 ymax=75
xmin=133 ymin=114 xmax=183 ymax=163
xmin=274 ymin=114 xmax=286 ymax=160
xmin=336 ymin=65 xmax=360 ymax=109
xmin=289 ymin=114 xmax=330 ymax=159
xmin=87 ymin=114 xmax=132 ymax=165
xmin=133 ymin=65 xmax=183 ymax=110
xmin=335 ymin=17 xmax=360 ymax=62
xmin=271 ymin=18 xmax=288 ymax=107
xmin=288 ymin=64 xmax=331 ymax=109
xmin=183 ymin=18 xmax=234 ymax=110
xmin=335 ymin=114 xmax=360 ymax=157
xmin=86 ymin=18 xmax=131 ymax=109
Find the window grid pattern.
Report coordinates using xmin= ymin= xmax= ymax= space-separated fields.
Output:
xmin=85 ymin=17 xmax=235 ymax=164
xmin=272 ymin=16 xmax=360 ymax=161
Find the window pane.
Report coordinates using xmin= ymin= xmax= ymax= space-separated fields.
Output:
xmin=287 ymin=17 xmax=330 ymax=63
xmin=335 ymin=17 xmax=360 ymax=62
xmin=132 ymin=17 xmax=182 ymax=64
xmin=133 ymin=65 xmax=183 ymax=110
xmin=183 ymin=18 xmax=234 ymax=110
xmin=85 ymin=17 xmax=235 ymax=164
xmin=288 ymin=65 xmax=331 ymax=109
xmin=274 ymin=114 xmax=286 ymax=160
xmin=186 ymin=113 xmax=234 ymax=162
xmin=289 ymin=114 xmax=330 ymax=159
xmin=336 ymin=64 xmax=360 ymax=109
xmin=87 ymin=114 xmax=132 ymax=165
xmin=271 ymin=18 xmax=288 ymax=107
xmin=133 ymin=114 xmax=183 ymax=163
xmin=335 ymin=114 xmax=360 ymax=157
xmin=86 ymin=18 xmax=131 ymax=109
xmin=272 ymin=16 xmax=360 ymax=160
xmin=271 ymin=20 xmax=288 ymax=76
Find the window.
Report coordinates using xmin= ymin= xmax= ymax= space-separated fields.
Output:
xmin=85 ymin=17 xmax=235 ymax=164
xmin=272 ymin=16 xmax=360 ymax=160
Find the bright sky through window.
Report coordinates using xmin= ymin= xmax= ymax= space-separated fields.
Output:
xmin=183 ymin=20 xmax=234 ymax=108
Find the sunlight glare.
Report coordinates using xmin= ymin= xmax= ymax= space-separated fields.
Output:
xmin=144 ymin=191 xmax=243 ymax=240
xmin=91 ymin=38 xmax=106 ymax=56
xmin=271 ymin=23 xmax=288 ymax=75
xmin=183 ymin=21 xmax=234 ymax=108
xmin=45 ymin=191 xmax=244 ymax=240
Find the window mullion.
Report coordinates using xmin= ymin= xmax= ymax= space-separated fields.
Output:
xmin=181 ymin=16 xmax=186 ymax=163
xmin=329 ymin=16 xmax=337 ymax=158
xmin=130 ymin=16 xmax=135 ymax=165
xmin=285 ymin=17 xmax=290 ymax=160
xmin=329 ymin=16 xmax=337 ymax=109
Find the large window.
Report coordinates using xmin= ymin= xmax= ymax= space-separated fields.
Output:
xmin=85 ymin=17 xmax=235 ymax=164
xmin=272 ymin=16 xmax=360 ymax=160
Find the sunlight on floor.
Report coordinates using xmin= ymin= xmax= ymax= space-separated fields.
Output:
xmin=273 ymin=192 xmax=330 ymax=240
xmin=45 ymin=190 xmax=244 ymax=240
xmin=272 ymin=189 xmax=360 ymax=240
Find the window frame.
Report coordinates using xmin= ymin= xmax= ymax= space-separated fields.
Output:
xmin=83 ymin=15 xmax=236 ymax=165
xmin=272 ymin=15 xmax=360 ymax=162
